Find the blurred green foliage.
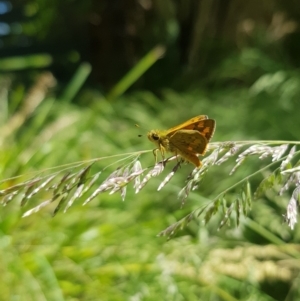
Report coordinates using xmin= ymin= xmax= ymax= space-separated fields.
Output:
xmin=1 ymin=0 xmax=300 ymax=300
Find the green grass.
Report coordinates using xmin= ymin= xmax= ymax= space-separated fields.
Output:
xmin=1 ymin=58 xmax=300 ymax=300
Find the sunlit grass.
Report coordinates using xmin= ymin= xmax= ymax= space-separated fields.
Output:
xmin=1 ymin=63 xmax=300 ymax=300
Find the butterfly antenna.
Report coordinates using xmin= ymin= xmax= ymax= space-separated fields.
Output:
xmin=135 ymin=124 xmax=145 ymax=137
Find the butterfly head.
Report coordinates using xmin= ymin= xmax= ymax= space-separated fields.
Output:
xmin=147 ymin=130 xmax=160 ymax=144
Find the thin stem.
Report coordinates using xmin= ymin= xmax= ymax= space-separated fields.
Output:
xmin=168 ymin=147 xmax=300 ymax=235
xmin=213 ymin=149 xmax=300 ymax=202
xmin=211 ymin=140 xmax=300 ymax=147
xmin=0 ymin=150 xmax=152 ymax=185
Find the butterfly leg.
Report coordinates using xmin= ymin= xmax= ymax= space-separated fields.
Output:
xmin=174 ymin=150 xmax=181 ymax=164
xmin=152 ymin=148 xmax=159 ymax=163
xmin=153 ymin=148 xmax=165 ymax=163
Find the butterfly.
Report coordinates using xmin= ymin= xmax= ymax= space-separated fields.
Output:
xmin=147 ymin=115 xmax=216 ymax=167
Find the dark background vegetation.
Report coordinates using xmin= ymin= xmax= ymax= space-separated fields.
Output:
xmin=1 ymin=0 xmax=300 ymax=300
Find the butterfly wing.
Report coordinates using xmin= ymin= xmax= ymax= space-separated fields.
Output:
xmin=166 ymin=115 xmax=215 ymax=142
xmin=169 ymin=130 xmax=208 ymax=155
xmin=195 ymin=119 xmax=216 ymax=141
xmin=168 ymin=130 xmax=208 ymax=167
xmin=166 ymin=115 xmax=207 ymax=133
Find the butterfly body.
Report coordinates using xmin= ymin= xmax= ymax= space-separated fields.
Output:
xmin=147 ymin=115 xmax=216 ymax=167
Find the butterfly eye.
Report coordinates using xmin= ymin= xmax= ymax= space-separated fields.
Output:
xmin=151 ymin=133 xmax=159 ymax=141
